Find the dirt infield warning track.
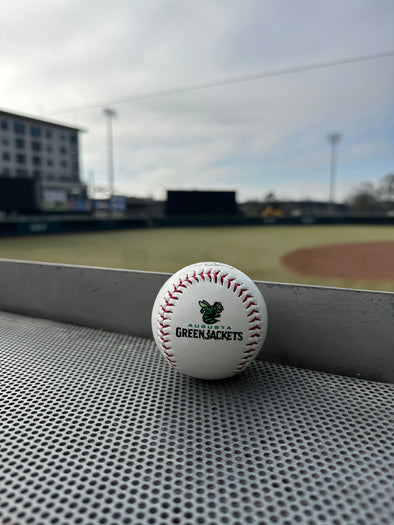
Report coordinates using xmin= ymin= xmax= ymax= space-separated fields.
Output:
xmin=281 ymin=241 xmax=394 ymax=281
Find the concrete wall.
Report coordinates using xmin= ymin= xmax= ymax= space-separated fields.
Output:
xmin=0 ymin=259 xmax=392 ymax=383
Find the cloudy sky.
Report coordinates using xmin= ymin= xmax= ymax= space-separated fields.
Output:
xmin=1 ymin=0 xmax=393 ymax=202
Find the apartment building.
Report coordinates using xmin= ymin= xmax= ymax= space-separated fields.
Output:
xmin=0 ymin=110 xmax=88 ymax=213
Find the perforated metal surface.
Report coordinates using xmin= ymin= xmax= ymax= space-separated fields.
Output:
xmin=1 ymin=311 xmax=393 ymax=525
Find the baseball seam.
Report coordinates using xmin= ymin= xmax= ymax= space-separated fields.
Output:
xmin=157 ymin=268 xmax=263 ymax=375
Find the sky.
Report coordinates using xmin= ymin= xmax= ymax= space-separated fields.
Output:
xmin=1 ymin=0 xmax=393 ymax=202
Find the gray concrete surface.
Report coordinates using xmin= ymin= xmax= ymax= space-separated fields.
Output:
xmin=0 ymin=258 xmax=393 ymax=382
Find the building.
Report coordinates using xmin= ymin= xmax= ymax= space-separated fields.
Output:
xmin=0 ymin=109 xmax=89 ymax=213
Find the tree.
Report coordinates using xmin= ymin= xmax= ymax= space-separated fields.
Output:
xmin=348 ymin=182 xmax=380 ymax=213
xmin=263 ymin=191 xmax=277 ymax=203
xmin=377 ymin=173 xmax=394 ymax=208
xmin=348 ymin=174 xmax=394 ymax=213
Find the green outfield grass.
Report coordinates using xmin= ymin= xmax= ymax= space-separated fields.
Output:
xmin=0 ymin=225 xmax=393 ymax=291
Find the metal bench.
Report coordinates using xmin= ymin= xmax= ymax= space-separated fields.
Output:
xmin=1 ymin=260 xmax=393 ymax=525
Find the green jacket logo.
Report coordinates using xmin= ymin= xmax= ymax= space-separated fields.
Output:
xmin=198 ymin=300 xmax=224 ymax=324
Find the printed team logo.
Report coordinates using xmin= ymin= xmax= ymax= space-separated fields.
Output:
xmin=198 ymin=300 xmax=224 ymax=324
xmin=175 ymin=299 xmax=243 ymax=341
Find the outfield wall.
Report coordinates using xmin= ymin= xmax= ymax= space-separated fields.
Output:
xmin=0 ymin=214 xmax=393 ymax=236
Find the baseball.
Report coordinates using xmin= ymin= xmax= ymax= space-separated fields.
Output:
xmin=151 ymin=261 xmax=268 ymax=379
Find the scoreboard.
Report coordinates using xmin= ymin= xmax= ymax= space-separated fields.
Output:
xmin=166 ymin=190 xmax=237 ymax=216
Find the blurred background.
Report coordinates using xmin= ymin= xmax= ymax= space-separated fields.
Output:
xmin=0 ymin=0 xmax=393 ymax=290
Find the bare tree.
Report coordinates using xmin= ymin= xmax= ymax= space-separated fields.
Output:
xmin=348 ymin=182 xmax=380 ymax=213
xmin=377 ymin=174 xmax=394 ymax=211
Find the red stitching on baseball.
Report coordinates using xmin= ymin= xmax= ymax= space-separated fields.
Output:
xmin=164 ymin=354 xmax=176 ymax=366
xmin=161 ymin=306 xmax=173 ymax=313
xmin=174 ymin=285 xmax=184 ymax=295
xmin=220 ymin=273 xmax=228 ymax=285
xmin=245 ymin=301 xmax=257 ymax=309
xmin=226 ymin=277 xmax=235 ymax=288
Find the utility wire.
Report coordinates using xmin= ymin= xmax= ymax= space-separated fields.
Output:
xmin=50 ymin=50 xmax=394 ymax=116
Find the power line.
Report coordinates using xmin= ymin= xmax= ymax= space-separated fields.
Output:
xmin=50 ymin=50 xmax=394 ymax=116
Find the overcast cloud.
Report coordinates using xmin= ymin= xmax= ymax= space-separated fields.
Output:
xmin=1 ymin=0 xmax=393 ymax=201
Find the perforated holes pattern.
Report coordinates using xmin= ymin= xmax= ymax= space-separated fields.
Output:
xmin=0 ymin=311 xmax=393 ymax=525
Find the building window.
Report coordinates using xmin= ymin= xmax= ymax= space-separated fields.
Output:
xmin=45 ymin=129 xmax=53 ymax=139
xmin=60 ymin=146 xmax=67 ymax=155
xmin=31 ymin=126 xmax=41 ymax=137
xmin=70 ymin=135 xmax=77 ymax=144
xmin=15 ymin=138 xmax=25 ymax=148
xmin=61 ymin=160 xmax=68 ymax=168
xmin=2 ymin=137 xmax=9 ymax=146
xmin=47 ymin=144 xmax=53 ymax=153
xmin=14 ymin=122 xmax=26 ymax=134
xmin=1 ymin=120 xmax=9 ymax=130
xmin=33 ymin=170 xmax=42 ymax=178
xmin=47 ymin=159 xmax=54 ymax=166
xmin=32 ymin=156 xmax=42 ymax=166
xmin=16 ymin=154 xmax=26 ymax=164
xmin=17 ymin=168 xmax=27 ymax=176
xmin=32 ymin=141 xmax=42 ymax=152
xmin=2 ymin=152 xmax=10 ymax=161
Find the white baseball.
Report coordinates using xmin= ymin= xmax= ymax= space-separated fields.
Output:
xmin=151 ymin=261 xmax=268 ymax=379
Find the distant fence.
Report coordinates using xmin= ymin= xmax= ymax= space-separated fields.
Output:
xmin=0 ymin=217 xmax=148 ymax=237
xmin=0 ymin=215 xmax=393 ymax=237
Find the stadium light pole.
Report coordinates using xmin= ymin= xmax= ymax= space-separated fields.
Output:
xmin=327 ymin=132 xmax=342 ymax=214
xmin=103 ymin=107 xmax=117 ymax=215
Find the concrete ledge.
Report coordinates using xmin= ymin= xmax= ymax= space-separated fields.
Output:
xmin=0 ymin=258 xmax=393 ymax=382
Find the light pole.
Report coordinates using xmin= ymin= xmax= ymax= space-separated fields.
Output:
xmin=103 ymin=107 xmax=116 ymax=215
xmin=327 ymin=132 xmax=342 ymax=214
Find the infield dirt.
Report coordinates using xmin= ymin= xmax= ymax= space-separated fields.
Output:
xmin=281 ymin=241 xmax=394 ymax=280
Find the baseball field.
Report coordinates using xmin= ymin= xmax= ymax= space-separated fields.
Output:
xmin=0 ymin=224 xmax=393 ymax=291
